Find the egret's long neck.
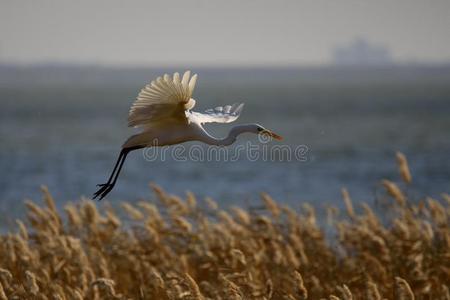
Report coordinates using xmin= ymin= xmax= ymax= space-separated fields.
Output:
xmin=200 ymin=124 xmax=254 ymax=146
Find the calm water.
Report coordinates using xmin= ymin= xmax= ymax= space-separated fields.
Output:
xmin=1 ymin=66 xmax=450 ymax=226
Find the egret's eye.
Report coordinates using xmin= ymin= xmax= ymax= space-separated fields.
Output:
xmin=257 ymin=127 xmax=264 ymax=132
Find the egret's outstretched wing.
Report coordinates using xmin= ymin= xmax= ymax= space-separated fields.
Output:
xmin=128 ymin=71 xmax=197 ymax=127
xmin=188 ymin=103 xmax=244 ymax=124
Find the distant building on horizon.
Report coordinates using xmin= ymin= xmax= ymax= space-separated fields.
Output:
xmin=332 ymin=38 xmax=393 ymax=66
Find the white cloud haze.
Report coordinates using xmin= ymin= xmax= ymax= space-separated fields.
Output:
xmin=1 ymin=0 xmax=449 ymax=66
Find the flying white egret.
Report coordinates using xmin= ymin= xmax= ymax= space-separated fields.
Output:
xmin=93 ymin=71 xmax=282 ymax=200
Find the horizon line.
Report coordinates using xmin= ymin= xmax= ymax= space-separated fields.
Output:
xmin=2 ymin=60 xmax=450 ymax=70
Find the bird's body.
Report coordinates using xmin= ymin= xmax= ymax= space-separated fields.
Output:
xmin=94 ymin=71 xmax=282 ymax=200
xmin=122 ymin=121 xmax=202 ymax=148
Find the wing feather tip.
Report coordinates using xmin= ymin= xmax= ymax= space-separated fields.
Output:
xmin=234 ymin=103 xmax=245 ymax=115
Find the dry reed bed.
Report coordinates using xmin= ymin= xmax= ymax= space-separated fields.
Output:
xmin=0 ymin=153 xmax=449 ymax=300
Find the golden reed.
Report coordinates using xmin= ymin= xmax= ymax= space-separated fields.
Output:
xmin=0 ymin=153 xmax=448 ymax=299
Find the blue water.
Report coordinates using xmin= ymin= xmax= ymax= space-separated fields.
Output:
xmin=1 ymin=66 xmax=450 ymax=226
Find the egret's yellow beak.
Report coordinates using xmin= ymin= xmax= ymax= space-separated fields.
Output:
xmin=262 ymin=130 xmax=283 ymax=141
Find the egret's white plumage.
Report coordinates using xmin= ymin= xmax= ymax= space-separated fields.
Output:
xmin=128 ymin=71 xmax=197 ymax=127
xmin=188 ymin=103 xmax=244 ymax=124
xmin=128 ymin=71 xmax=244 ymax=128
xmin=94 ymin=71 xmax=282 ymax=200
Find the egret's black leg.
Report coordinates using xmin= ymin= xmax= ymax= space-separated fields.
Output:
xmin=98 ymin=149 xmax=130 ymax=200
xmin=93 ymin=149 xmax=125 ymax=199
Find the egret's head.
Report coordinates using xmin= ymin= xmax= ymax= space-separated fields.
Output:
xmin=254 ymin=124 xmax=283 ymax=141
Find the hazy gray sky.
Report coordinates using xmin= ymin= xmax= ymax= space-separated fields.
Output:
xmin=1 ymin=0 xmax=449 ymax=66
